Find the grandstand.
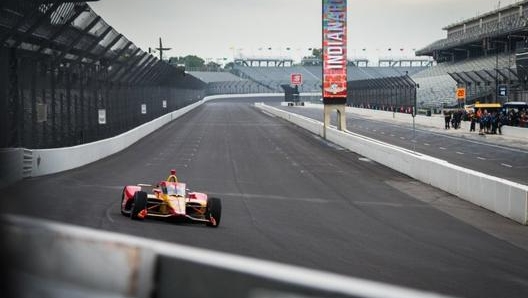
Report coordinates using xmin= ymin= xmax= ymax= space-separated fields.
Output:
xmin=231 ymin=62 xmax=425 ymax=92
xmin=415 ymin=0 xmax=528 ymax=106
xmin=186 ymin=54 xmax=426 ymax=97
xmin=185 ymin=1 xmax=528 ymax=112
xmin=234 ymin=65 xmax=322 ymax=93
xmin=412 ymin=53 xmax=514 ymax=107
xmin=187 ymin=70 xmax=270 ymax=94
xmin=187 ymin=71 xmax=243 ymax=83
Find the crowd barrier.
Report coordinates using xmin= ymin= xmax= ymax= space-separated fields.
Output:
xmin=255 ymin=103 xmax=528 ymax=225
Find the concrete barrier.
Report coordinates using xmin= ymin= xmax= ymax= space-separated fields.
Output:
xmin=0 ymin=93 xmax=294 ymax=187
xmin=3 ymin=96 xmax=524 ymax=187
xmin=0 ymin=214 xmax=451 ymax=298
xmin=501 ymin=125 xmax=528 ymax=139
xmin=26 ymin=94 xmax=294 ymax=177
xmin=30 ymin=100 xmax=203 ymax=177
xmin=24 ymin=93 xmax=320 ymax=177
xmin=0 ymin=148 xmax=24 ymax=188
xmin=256 ymin=103 xmax=528 ymax=225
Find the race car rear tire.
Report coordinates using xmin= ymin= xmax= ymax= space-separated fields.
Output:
xmin=130 ymin=191 xmax=147 ymax=220
xmin=206 ymin=197 xmax=221 ymax=227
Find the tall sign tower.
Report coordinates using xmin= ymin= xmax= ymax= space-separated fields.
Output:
xmin=322 ymin=0 xmax=347 ymax=137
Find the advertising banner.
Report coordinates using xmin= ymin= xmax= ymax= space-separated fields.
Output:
xmin=98 ymin=109 xmax=106 ymax=125
xmin=456 ymin=87 xmax=466 ymax=101
xmin=291 ymin=73 xmax=303 ymax=86
xmin=323 ymin=0 xmax=347 ymax=103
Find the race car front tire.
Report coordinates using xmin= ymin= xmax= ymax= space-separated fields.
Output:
xmin=120 ymin=188 xmax=130 ymax=216
xmin=130 ymin=191 xmax=147 ymax=220
xmin=206 ymin=197 xmax=222 ymax=227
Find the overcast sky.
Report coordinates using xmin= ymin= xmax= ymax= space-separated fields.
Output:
xmin=89 ymin=0 xmax=521 ymax=63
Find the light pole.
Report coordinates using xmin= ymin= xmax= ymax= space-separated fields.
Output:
xmin=496 ymin=40 xmax=499 ymax=103
xmin=155 ymin=37 xmax=171 ymax=61
xmin=413 ymin=81 xmax=417 ymax=142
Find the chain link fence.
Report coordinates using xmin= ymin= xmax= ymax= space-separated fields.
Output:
xmin=0 ymin=1 xmax=205 ymax=149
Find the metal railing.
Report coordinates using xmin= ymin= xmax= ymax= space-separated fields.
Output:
xmin=347 ymin=75 xmax=418 ymax=110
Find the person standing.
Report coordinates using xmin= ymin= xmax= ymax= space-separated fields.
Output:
xmin=498 ymin=111 xmax=505 ymax=135
xmin=478 ymin=109 xmax=485 ymax=135
xmin=444 ymin=110 xmax=451 ymax=129
xmin=470 ymin=112 xmax=476 ymax=132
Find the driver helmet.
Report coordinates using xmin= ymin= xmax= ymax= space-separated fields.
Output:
xmin=166 ymin=184 xmax=176 ymax=194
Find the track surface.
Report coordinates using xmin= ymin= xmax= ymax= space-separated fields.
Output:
xmin=3 ymin=98 xmax=528 ymax=298
xmin=272 ymin=103 xmax=528 ymax=185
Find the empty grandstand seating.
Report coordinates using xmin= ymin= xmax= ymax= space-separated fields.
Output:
xmin=188 ymin=71 xmax=245 ymax=83
xmin=411 ymin=53 xmax=514 ymax=106
xmin=188 ymin=70 xmax=268 ymax=95
xmin=234 ymin=66 xmax=322 ymax=92
xmin=190 ymin=52 xmax=517 ymax=109
xmin=233 ymin=65 xmax=427 ymax=94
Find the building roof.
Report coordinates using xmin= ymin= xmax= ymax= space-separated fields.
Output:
xmin=442 ymin=0 xmax=528 ymax=30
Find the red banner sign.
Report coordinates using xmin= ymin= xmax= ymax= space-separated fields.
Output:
xmin=323 ymin=0 xmax=347 ymax=102
xmin=291 ymin=73 xmax=303 ymax=85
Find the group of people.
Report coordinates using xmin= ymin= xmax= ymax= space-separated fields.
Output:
xmin=471 ymin=110 xmax=505 ymax=135
xmin=502 ymin=109 xmax=528 ymax=127
xmin=444 ymin=109 xmax=506 ymax=135
xmin=443 ymin=110 xmax=464 ymax=130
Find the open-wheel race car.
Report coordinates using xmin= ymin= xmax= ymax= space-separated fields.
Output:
xmin=120 ymin=174 xmax=221 ymax=227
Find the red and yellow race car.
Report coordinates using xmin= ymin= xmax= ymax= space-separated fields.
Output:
xmin=120 ymin=174 xmax=221 ymax=227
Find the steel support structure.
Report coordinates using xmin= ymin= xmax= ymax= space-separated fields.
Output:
xmin=35 ymin=6 xmax=87 ymax=55
xmin=106 ymin=46 xmax=140 ymax=81
xmin=347 ymin=75 xmax=417 ymax=112
xmin=5 ymin=4 xmax=60 ymax=48
xmin=55 ymin=16 xmax=102 ymax=61
xmin=112 ymin=51 xmax=147 ymax=82
xmin=123 ymin=55 xmax=155 ymax=83
xmin=120 ymin=54 xmax=153 ymax=83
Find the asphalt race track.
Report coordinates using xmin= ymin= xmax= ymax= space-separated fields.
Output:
xmin=3 ymin=97 xmax=528 ymax=298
